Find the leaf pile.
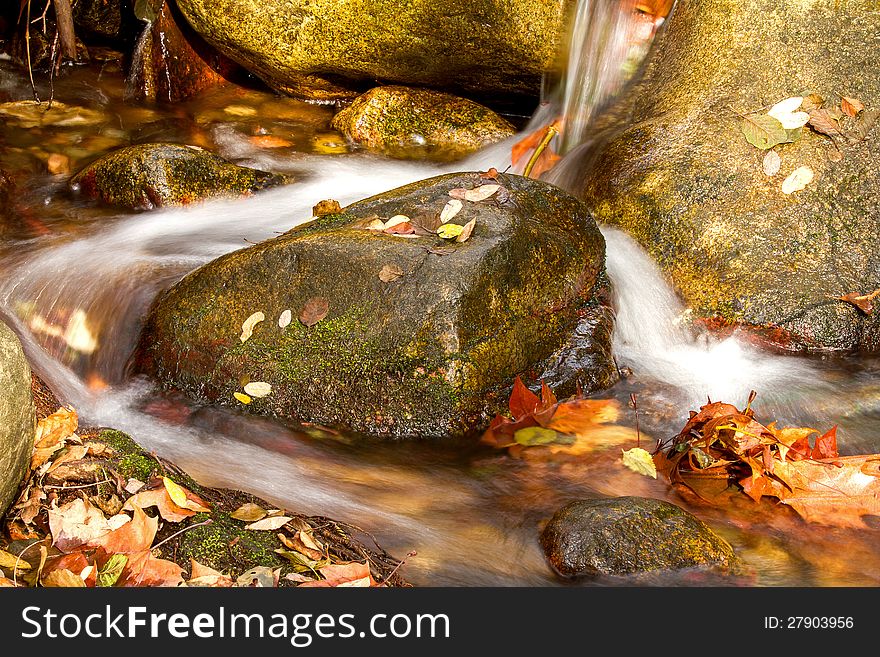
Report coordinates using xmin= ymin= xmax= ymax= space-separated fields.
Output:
xmin=656 ymin=394 xmax=880 ymax=529
xmin=1 ymin=406 xmax=407 ymax=587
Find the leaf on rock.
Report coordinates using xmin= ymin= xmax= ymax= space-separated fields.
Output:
xmin=807 ymin=108 xmax=844 ymax=141
xmin=239 ymin=311 xmax=265 ymax=343
xmin=235 ymin=566 xmax=278 ymax=587
xmin=437 ymin=223 xmax=464 ymax=239
xmin=464 ymin=184 xmax=500 ymax=202
xmin=382 ymin=215 xmax=410 ymax=230
xmin=621 ymin=447 xmax=658 ymax=478
xmin=440 ymin=199 xmax=463 ymax=222
xmin=741 ymin=114 xmax=787 ymax=149
xmin=837 ymin=288 xmax=880 ymax=315
xmin=840 ymin=96 xmax=864 ymax=117
xmin=233 ymin=392 xmax=252 ymax=405
xmin=455 ymin=218 xmax=476 ymax=243
xmin=781 ymin=166 xmax=814 ymax=194
xmin=800 ymin=93 xmax=824 ymax=112
xmin=243 ymin=381 xmax=272 ymax=398
xmin=299 ymin=297 xmax=329 ymax=326
xmin=767 ymin=97 xmax=809 ymax=129
xmin=762 ymin=150 xmax=781 ymax=176
xmin=853 ymin=108 xmax=880 ymax=141
xmin=245 ymin=516 xmax=292 ymax=531
xmin=278 ymin=309 xmax=292 ymax=328
xmin=378 ymin=264 xmax=404 ymax=282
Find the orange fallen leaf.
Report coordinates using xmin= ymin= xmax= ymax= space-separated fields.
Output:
xmin=299 ymin=297 xmax=329 ymax=327
xmin=88 ymin=506 xmax=157 ymax=554
xmin=840 ymin=96 xmax=864 ymax=117
xmin=123 ymin=488 xmax=196 ymax=523
xmin=297 ymin=562 xmax=375 ymax=587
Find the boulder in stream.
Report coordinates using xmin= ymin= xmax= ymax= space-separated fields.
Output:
xmin=174 ymin=0 xmax=568 ymax=102
xmin=70 ymin=143 xmax=286 ymax=210
xmin=331 ymin=86 xmax=517 ymax=161
xmin=540 ymin=497 xmax=740 ymax=578
xmin=575 ymin=0 xmax=880 ymax=352
xmin=0 ymin=320 xmax=35 ymax=516
xmin=138 ymin=172 xmax=616 ymax=437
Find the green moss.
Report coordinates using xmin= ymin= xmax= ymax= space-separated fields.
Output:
xmin=177 ymin=512 xmax=286 ymax=576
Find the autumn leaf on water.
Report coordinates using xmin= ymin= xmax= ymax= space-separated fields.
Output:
xmin=781 ymin=166 xmax=813 ymax=194
xmin=621 ymin=447 xmax=658 ymax=479
xmin=299 ymin=297 xmax=329 ymax=326
xmin=837 ymin=288 xmax=880 ymax=314
xmin=239 ymin=311 xmax=265 ymax=343
xmin=840 ymin=96 xmax=864 ymax=117
xmin=741 ymin=114 xmax=787 ymax=149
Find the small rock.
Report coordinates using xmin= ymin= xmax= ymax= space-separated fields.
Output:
xmin=540 ymin=497 xmax=740 ymax=577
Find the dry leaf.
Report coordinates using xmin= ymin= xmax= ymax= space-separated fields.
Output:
xmin=437 ymin=223 xmax=464 ymax=239
xmin=231 ymin=503 xmax=267 ymax=522
xmin=379 ymin=264 xmax=404 ymax=282
xmin=245 ymin=516 xmax=292 ymax=531
xmin=243 ymin=381 xmax=272 ymax=398
xmin=299 ymin=297 xmax=329 ymax=326
xmin=767 ymin=96 xmax=809 ymax=129
xmin=455 ymin=218 xmax=476 ymax=243
xmin=233 ymin=392 xmax=252 ymax=405
xmin=298 ymin=562 xmax=375 ymax=588
xmin=88 ymin=506 xmax=157 ymax=554
xmin=781 ymin=166 xmax=814 ymax=194
xmin=837 ymin=288 xmax=880 ymax=315
xmin=187 ymin=559 xmax=234 ymax=587
xmin=808 ymin=109 xmax=844 ymax=141
xmin=41 ymin=569 xmax=87 ymax=587
xmin=382 ymin=215 xmax=410 ymax=230
xmin=15 ymin=486 xmax=45 ymax=525
xmin=239 ymin=312 xmax=265 ymax=343
xmin=762 ymin=150 xmax=781 ymax=176
xmin=278 ymin=309 xmax=292 ymax=328
xmin=123 ymin=489 xmax=195 ymax=523
xmin=464 ymin=184 xmax=500 ymax=202
xmin=439 ymin=199 xmax=463 ymax=222
xmin=235 ymin=566 xmax=278 ymax=587
xmin=841 ymin=96 xmax=864 ymax=117
xmin=48 ymin=498 xmax=115 ymax=552
xmin=117 ymin=550 xmax=184 ymax=587
xmin=853 ymin=108 xmax=880 ymax=141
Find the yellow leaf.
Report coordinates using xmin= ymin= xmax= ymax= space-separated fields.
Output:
xmin=621 ymin=447 xmax=658 ymax=479
xmin=231 ymin=503 xmax=267 ymax=522
xmin=781 ymin=166 xmax=814 ymax=194
xmin=41 ymin=569 xmax=86 ymax=587
xmin=233 ymin=392 xmax=252 ymax=405
xmin=437 ymin=223 xmax=464 ymax=239
xmin=162 ymin=477 xmax=189 ymax=508
xmin=239 ymin=311 xmax=265 ymax=343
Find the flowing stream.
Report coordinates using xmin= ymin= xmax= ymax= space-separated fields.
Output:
xmin=1 ymin=4 xmax=879 ymax=586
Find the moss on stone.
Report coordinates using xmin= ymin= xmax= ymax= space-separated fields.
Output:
xmin=177 ymin=511 xmax=286 ymax=576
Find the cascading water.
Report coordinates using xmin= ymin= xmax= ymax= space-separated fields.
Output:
xmin=1 ymin=1 xmax=879 ymax=586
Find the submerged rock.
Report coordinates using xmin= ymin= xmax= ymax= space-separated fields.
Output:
xmin=127 ymin=1 xmax=241 ymax=103
xmin=174 ymin=0 xmax=568 ymax=101
xmin=0 ymin=320 xmax=35 ymax=516
xmin=576 ymin=0 xmax=880 ymax=352
xmin=138 ymin=172 xmax=613 ymax=437
xmin=70 ymin=143 xmax=285 ymax=210
xmin=331 ymin=86 xmax=516 ymax=161
xmin=540 ymin=497 xmax=739 ymax=578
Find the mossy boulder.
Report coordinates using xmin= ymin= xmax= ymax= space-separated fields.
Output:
xmin=576 ymin=0 xmax=880 ymax=351
xmin=175 ymin=0 xmax=568 ymax=102
xmin=331 ymin=86 xmax=516 ymax=161
xmin=137 ymin=172 xmax=613 ymax=437
xmin=70 ymin=143 xmax=285 ymax=210
xmin=540 ymin=497 xmax=739 ymax=577
xmin=0 ymin=320 xmax=35 ymax=516
xmin=126 ymin=1 xmax=241 ymax=103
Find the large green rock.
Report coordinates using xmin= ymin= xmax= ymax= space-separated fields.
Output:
xmin=0 ymin=321 xmax=35 ymax=516
xmin=540 ymin=497 xmax=739 ymax=577
xmin=576 ymin=0 xmax=880 ymax=351
xmin=175 ymin=0 xmax=569 ymax=101
xmin=137 ymin=172 xmax=613 ymax=437
xmin=331 ymin=86 xmax=516 ymax=161
xmin=70 ymin=143 xmax=285 ymax=210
